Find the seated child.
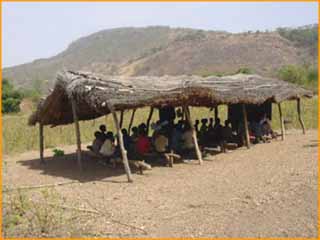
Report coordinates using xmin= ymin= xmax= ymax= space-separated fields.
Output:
xmin=154 ymin=131 xmax=169 ymax=153
xmin=87 ymin=131 xmax=104 ymax=154
xmin=99 ymin=137 xmax=116 ymax=157
xmin=136 ymin=128 xmax=151 ymax=156
xmin=99 ymin=124 xmax=108 ymax=141
xmin=182 ymin=124 xmax=194 ymax=150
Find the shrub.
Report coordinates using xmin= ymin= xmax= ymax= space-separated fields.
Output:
xmin=277 ymin=65 xmax=318 ymax=90
xmin=2 ymin=79 xmax=23 ymax=114
xmin=52 ymin=149 xmax=65 ymax=157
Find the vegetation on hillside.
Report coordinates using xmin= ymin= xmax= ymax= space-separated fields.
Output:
xmin=277 ymin=64 xmax=318 ymax=90
xmin=201 ymin=64 xmax=318 ymax=91
xmin=277 ymin=25 xmax=318 ymax=50
xmin=3 ymin=25 xmax=318 ymax=89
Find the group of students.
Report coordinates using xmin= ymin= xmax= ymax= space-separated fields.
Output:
xmin=194 ymin=114 xmax=276 ymax=147
xmin=88 ymin=110 xmax=276 ymax=161
xmin=88 ymin=125 xmax=116 ymax=157
xmin=195 ymin=117 xmax=235 ymax=146
xmin=248 ymin=113 xmax=276 ymax=143
xmin=88 ymin=119 xmax=198 ymax=160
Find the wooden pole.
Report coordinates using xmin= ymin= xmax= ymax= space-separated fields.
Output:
xmin=214 ymin=106 xmax=219 ymax=121
xmin=119 ymin=110 xmax=124 ymax=129
xmin=297 ymin=98 xmax=306 ymax=134
xmin=128 ymin=109 xmax=136 ymax=135
xmin=241 ymin=104 xmax=250 ymax=149
xmin=184 ymin=106 xmax=203 ymax=165
xmin=278 ymin=103 xmax=285 ymax=140
xmin=146 ymin=107 xmax=154 ymax=136
xmin=39 ymin=123 xmax=45 ymax=164
xmin=109 ymin=105 xmax=133 ymax=182
xmin=70 ymin=98 xmax=83 ymax=171
xmin=181 ymin=107 xmax=185 ymax=121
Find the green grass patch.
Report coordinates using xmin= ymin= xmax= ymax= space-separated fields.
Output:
xmin=2 ymin=98 xmax=318 ymax=155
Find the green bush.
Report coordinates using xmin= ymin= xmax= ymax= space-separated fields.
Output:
xmin=3 ymin=98 xmax=21 ymax=113
xmin=277 ymin=65 xmax=318 ymax=90
xmin=2 ymin=79 xmax=23 ymax=114
xmin=52 ymin=149 xmax=65 ymax=157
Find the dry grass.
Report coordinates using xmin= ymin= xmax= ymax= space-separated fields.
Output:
xmin=2 ymin=98 xmax=317 ymax=155
xmin=3 ymin=189 xmax=97 ymax=238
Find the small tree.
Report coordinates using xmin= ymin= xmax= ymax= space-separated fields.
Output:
xmin=2 ymin=79 xmax=23 ymax=114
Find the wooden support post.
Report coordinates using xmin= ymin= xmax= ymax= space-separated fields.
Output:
xmin=70 ymin=98 xmax=83 ymax=171
xmin=241 ymin=104 xmax=250 ymax=149
xmin=128 ymin=109 xmax=136 ymax=135
xmin=109 ymin=105 xmax=133 ymax=182
xmin=181 ymin=107 xmax=185 ymax=121
xmin=278 ymin=103 xmax=285 ymax=140
xmin=184 ymin=106 xmax=203 ymax=165
xmin=214 ymin=106 xmax=219 ymax=121
xmin=39 ymin=123 xmax=45 ymax=164
xmin=297 ymin=98 xmax=306 ymax=134
xmin=146 ymin=107 xmax=154 ymax=136
xmin=119 ymin=110 xmax=124 ymax=129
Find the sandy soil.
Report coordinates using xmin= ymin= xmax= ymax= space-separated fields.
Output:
xmin=3 ymin=129 xmax=318 ymax=238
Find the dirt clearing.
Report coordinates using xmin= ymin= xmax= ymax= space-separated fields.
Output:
xmin=3 ymin=130 xmax=318 ymax=238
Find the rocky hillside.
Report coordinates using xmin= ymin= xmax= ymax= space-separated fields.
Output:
xmin=3 ymin=25 xmax=317 ymax=90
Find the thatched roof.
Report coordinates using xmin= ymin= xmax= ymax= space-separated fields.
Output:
xmin=29 ymin=70 xmax=313 ymax=127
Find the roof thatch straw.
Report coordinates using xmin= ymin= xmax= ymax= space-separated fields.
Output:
xmin=29 ymin=70 xmax=313 ymax=127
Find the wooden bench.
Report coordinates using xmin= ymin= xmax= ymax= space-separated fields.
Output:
xmin=163 ymin=152 xmax=182 ymax=167
xmin=110 ymin=158 xmax=152 ymax=174
xmin=86 ymin=148 xmax=152 ymax=174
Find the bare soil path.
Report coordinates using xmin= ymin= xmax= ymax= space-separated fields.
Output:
xmin=3 ymin=130 xmax=318 ymax=238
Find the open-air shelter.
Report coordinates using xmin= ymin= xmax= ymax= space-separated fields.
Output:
xmin=29 ymin=70 xmax=313 ymax=182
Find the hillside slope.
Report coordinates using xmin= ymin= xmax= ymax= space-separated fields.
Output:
xmin=3 ymin=25 xmax=317 ymax=90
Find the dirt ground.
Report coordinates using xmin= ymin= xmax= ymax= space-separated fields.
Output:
xmin=3 ymin=129 xmax=318 ymax=238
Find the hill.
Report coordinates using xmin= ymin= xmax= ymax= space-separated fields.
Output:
xmin=3 ymin=25 xmax=318 ymax=90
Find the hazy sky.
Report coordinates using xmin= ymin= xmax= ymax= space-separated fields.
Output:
xmin=3 ymin=2 xmax=318 ymax=68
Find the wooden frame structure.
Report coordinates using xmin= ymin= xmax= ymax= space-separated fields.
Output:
xmin=183 ymin=106 xmax=203 ymax=165
xmin=241 ymin=104 xmax=250 ymax=149
xmin=37 ymin=99 xmax=308 ymax=182
xmin=214 ymin=106 xmax=219 ymax=121
xmin=128 ymin=109 xmax=136 ymax=135
xmin=278 ymin=103 xmax=285 ymax=140
xmin=39 ymin=123 xmax=45 ymax=164
xmin=146 ymin=107 xmax=154 ymax=135
xmin=109 ymin=106 xmax=133 ymax=182
xmin=71 ymin=97 xmax=83 ymax=171
xmin=32 ymin=71 xmax=312 ymax=183
xmin=297 ymin=98 xmax=306 ymax=134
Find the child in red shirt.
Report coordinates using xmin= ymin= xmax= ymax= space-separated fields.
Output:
xmin=136 ymin=127 xmax=151 ymax=155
